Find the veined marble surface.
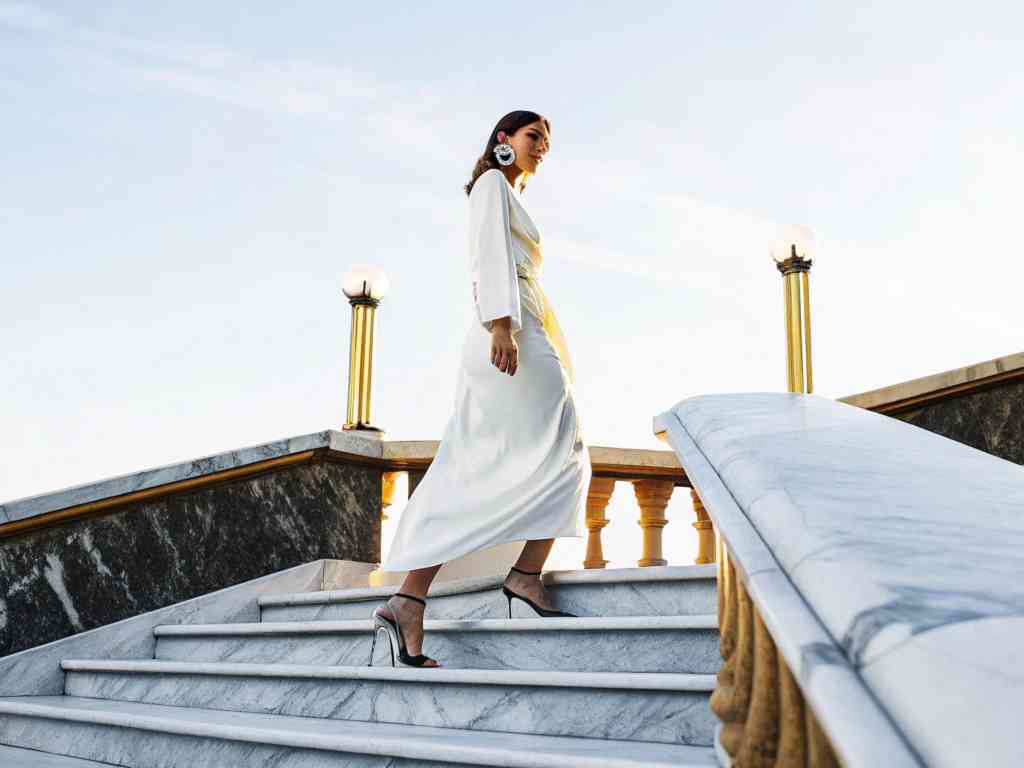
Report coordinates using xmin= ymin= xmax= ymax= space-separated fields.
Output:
xmin=0 ymin=561 xmax=324 ymax=696
xmin=0 ymin=429 xmax=382 ymax=524
xmin=655 ymin=392 xmax=1024 ymax=768
xmin=0 ymin=744 xmax=113 ymax=766
xmin=1 ymin=461 xmax=378 ymax=656
xmin=153 ymin=616 xmax=720 ymax=674
xmin=269 ymin=565 xmax=717 ymax=606
xmin=61 ymin=661 xmax=716 ymax=745
xmin=0 ymin=696 xmax=718 ymax=767
xmin=260 ymin=564 xmax=718 ymax=621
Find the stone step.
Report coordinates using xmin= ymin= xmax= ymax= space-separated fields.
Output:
xmin=260 ymin=565 xmax=718 ymax=622
xmin=153 ymin=615 xmax=721 ymax=674
xmin=0 ymin=744 xmax=115 ymax=766
xmin=0 ymin=696 xmax=718 ymax=767
xmin=61 ymin=659 xmax=717 ymax=746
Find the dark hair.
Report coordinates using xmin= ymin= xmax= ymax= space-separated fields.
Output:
xmin=463 ymin=110 xmax=551 ymax=196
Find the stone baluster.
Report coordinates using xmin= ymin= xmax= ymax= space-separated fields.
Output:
xmin=711 ymin=541 xmax=840 ymax=766
xmin=690 ymin=488 xmax=716 ymax=564
xmin=381 ymin=471 xmax=401 ymax=521
xmin=712 ymin=558 xmax=755 ymax=754
xmin=775 ymin=647 xmax=806 ymax=766
xmin=632 ymin=479 xmax=673 ymax=567
xmin=583 ymin=477 xmax=616 ymax=569
xmin=737 ymin=610 xmax=781 ymax=767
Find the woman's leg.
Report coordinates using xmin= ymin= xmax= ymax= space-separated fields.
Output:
xmin=514 ymin=538 xmax=555 ymax=572
xmin=504 ymin=539 xmax=558 ymax=609
xmin=398 ymin=564 xmax=443 ymax=600
xmin=379 ymin=564 xmax=443 ymax=666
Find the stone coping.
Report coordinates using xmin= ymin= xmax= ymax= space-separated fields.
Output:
xmin=1 ymin=432 xmax=683 ymax=529
xmin=840 ymin=350 xmax=1024 ymax=413
xmin=386 ymin=441 xmax=685 ymax=483
xmin=0 ymin=430 xmax=385 ymax=526
xmin=385 ymin=440 xmax=681 ymax=467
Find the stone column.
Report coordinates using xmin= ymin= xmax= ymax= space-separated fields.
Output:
xmin=632 ymin=479 xmax=674 ymax=567
xmin=584 ymin=477 xmax=616 ymax=569
xmin=381 ymin=471 xmax=401 ymax=521
xmin=690 ymin=488 xmax=716 ymax=564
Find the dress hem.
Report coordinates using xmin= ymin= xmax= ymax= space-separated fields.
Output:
xmin=379 ymin=527 xmax=583 ymax=573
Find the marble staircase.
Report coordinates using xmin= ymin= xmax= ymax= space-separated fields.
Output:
xmin=0 ymin=564 xmax=720 ymax=767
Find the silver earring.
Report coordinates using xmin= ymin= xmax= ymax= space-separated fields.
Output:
xmin=493 ymin=142 xmax=516 ymax=166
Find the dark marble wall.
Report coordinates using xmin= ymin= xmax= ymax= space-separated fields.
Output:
xmin=0 ymin=457 xmax=380 ymax=657
xmin=893 ymin=380 xmax=1024 ymax=465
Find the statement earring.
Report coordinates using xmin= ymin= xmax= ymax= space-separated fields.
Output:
xmin=493 ymin=142 xmax=516 ymax=166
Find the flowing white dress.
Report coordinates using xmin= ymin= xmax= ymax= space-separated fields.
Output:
xmin=381 ymin=168 xmax=591 ymax=572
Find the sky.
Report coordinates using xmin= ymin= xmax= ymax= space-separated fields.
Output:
xmin=2 ymin=1 xmax=1022 ymax=571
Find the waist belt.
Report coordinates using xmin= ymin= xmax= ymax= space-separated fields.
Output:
xmin=510 ymin=265 xmax=575 ymax=385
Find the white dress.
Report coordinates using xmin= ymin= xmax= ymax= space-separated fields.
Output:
xmin=381 ymin=168 xmax=591 ymax=572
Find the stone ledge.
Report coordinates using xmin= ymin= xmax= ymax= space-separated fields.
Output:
xmin=0 ymin=430 xmax=384 ymax=527
xmin=840 ymin=350 xmax=1024 ymax=414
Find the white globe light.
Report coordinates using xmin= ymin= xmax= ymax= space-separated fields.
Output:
xmin=772 ymin=225 xmax=814 ymax=262
xmin=342 ymin=264 xmax=390 ymax=300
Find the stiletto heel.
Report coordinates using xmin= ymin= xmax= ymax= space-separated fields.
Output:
xmin=503 ymin=566 xmax=576 ymax=618
xmin=369 ymin=592 xmax=440 ymax=668
xmin=367 ymin=624 xmax=393 ymax=666
xmin=367 ymin=626 xmax=378 ymax=665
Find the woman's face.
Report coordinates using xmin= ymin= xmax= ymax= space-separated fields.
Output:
xmin=498 ymin=119 xmax=550 ymax=175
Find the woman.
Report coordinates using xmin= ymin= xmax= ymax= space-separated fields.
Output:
xmin=371 ymin=111 xmax=592 ymax=668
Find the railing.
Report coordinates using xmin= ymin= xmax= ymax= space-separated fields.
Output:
xmin=652 ymin=392 xmax=990 ymax=767
xmin=382 ymin=441 xmax=715 ymax=568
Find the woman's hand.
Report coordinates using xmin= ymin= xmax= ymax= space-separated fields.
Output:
xmin=490 ymin=317 xmax=518 ymax=376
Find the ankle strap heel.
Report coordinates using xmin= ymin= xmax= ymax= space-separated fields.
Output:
xmin=509 ymin=566 xmax=541 ymax=576
xmin=393 ymin=592 xmax=427 ymax=606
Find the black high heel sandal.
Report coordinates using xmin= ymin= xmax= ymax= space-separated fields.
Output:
xmin=368 ymin=592 xmax=441 ymax=668
xmin=502 ymin=566 xmax=576 ymax=618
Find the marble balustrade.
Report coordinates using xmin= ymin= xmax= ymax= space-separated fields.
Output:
xmin=651 ymin=393 xmax=1002 ymax=767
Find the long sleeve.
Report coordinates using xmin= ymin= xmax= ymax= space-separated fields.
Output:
xmin=468 ymin=169 xmax=522 ymax=334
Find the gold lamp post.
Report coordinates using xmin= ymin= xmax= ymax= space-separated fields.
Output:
xmin=342 ymin=264 xmax=390 ymax=432
xmin=772 ymin=226 xmax=814 ymax=394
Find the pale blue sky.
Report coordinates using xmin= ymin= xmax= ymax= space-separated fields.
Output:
xmin=3 ymin=2 xmax=1021 ymax=569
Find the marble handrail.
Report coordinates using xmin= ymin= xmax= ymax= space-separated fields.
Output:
xmin=650 ymin=392 xmax=1024 ymax=766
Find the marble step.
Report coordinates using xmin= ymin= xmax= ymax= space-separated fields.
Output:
xmin=61 ymin=659 xmax=717 ymax=746
xmin=261 ymin=565 xmax=718 ymax=622
xmin=0 ymin=744 xmax=116 ymax=766
xmin=0 ymin=696 xmax=718 ymax=768
xmin=153 ymin=615 xmax=721 ymax=674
